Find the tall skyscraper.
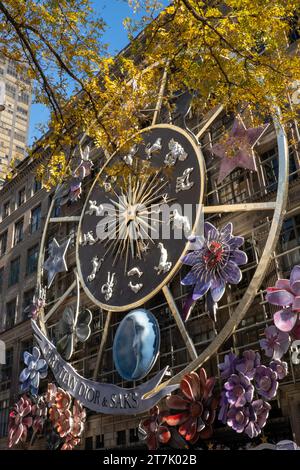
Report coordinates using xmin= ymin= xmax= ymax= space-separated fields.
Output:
xmin=0 ymin=58 xmax=31 ymax=185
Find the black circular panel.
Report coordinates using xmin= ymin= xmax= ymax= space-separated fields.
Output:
xmin=77 ymin=124 xmax=204 ymax=311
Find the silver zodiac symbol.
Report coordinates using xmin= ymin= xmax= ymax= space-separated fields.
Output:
xmin=103 ymin=176 xmax=117 ymax=192
xmin=101 ymin=272 xmax=116 ymax=301
xmin=176 ymin=167 xmax=194 ymax=192
xmin=81 ymin=231 xmax=97 ymax=246
xmin=291 ymin=340 xmax=300 ymax=365
xmin=145 ymin=138 xmax=162 ymax=159
xmin=170 ymin=209 xmax=191 ymax=232
xmin=87 ymin=256 xmax=103 ymax=282
xmin=164 ymin=139 xmax=188 ymax=166
xmin=123 ymin=144 xmax=138 ymax=166
xmin=128 ymin=281 xmax=143 ymax=293
xmin=154 ymin=242 xmax=172 ymax=275
xmin=127 ymin=267 xmax=143 ymax=278
xmin=86 ymin=200 xmax=104 ymax=216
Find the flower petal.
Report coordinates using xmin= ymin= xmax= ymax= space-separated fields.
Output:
xmin=266 ymin=288 xmax=294 ymax=307
xmin=210 ymin=281 xmax=225 ymax=302
xmin=293 ymin=297 xmax=300 ymax=312
xmin=274 ymin=309 xmax=297 ymax=332
xmin=32 ymin=347 xmax=40 ymax=361
xmin=179 ymin=416 xmax=197 ymax=441
xmin=166 ymin=395 xmax=190 ymax=410
xmin=222 ymin=261 xmax=242 ymax=284
xmin=19 ymin=368 xmax=30 ymax=383
xmin=158 ymin=426 xmax=171 ymax=444
xmin=23 ymin=351 xmax=32 ymax=366
xmin=164 ymin=412 xmax=189 ymax=426
xmin=275 ymin=279 xmax=292 ymax=291
xmin=291 ymin=266 xmax=300 ymax=294
xmin=181 ymin=270 xmax=198 ymax=286
xmin=192 ymin=278 xmax=211 ymax=300
xmin=230 ymin=250 xmax=248 ymax=265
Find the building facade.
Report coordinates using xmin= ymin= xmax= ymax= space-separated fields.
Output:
xmin=0 ymin=58 xmax=31 ymax=185
xmin=0 ymin=23 xmax=299 ymax=452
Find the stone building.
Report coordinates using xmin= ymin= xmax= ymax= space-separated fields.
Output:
xmin=0 ymin=19 xmax=299 ymax=452
xmin=0 ymin=58 xmax=32 ymax=185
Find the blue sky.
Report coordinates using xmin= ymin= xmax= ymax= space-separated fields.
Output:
xmin=28 ymin=0 xmax=167 ymax=144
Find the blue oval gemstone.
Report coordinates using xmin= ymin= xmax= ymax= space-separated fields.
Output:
xmin=113 ymin=309 xmax=160 ymax=381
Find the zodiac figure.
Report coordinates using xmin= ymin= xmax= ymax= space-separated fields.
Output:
xmin=123 ymin=144 xmax=138 ymax=166
xmin=87 ymin=256 xmax=103 ymax=282
xmin=176 ymin=167 xmax=194 ymax=192
xmin=101 ymin=272 xmax=116 ymax=301
xmin=145 ymin=138 xmax=162 ymax=159
xmin=170 ymin=209 xmax=191 ymax=232
xmin=127 ymin=267 xmax=143 ymax=278
xmin=154 ymin=242 xmax=172 ymax=275
xmin=86 ymin=200 xmax=104 ymax=216
xmin=74 ymin=145 xmax=94 ymax=180
xmin=164 ymin=139 xmax=188 ymax=166
xmin=81 ymin=231 xmax=97 ymax=246
xmin=128 ymin=281 xmax=143 ymax=293
xmin=103 ymin=175 xmax=117 ymax=192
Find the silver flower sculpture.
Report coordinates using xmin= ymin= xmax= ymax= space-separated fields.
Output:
xmin=57 ymin=306 xmax=92 ymax=360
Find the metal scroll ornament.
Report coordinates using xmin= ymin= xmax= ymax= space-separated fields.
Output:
xmin=32 ymin=320 xmax=178 ymax=415
xmin=76 ymin=124 xmax=204 ymax=312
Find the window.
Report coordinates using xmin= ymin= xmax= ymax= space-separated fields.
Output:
xmin=6 ymin=300 xmax=16 ymax=329
xmin=26 ymin=245 xmax=38 ymax=275
xmin=260 ymin=147 xmax=297 ymax=192
xmin=279 ymin=215 xmax=300 ymax=274
xmin=31 ymin=205 xmax=41 ymax=233
xmin=33 ymin=177 xmax=42 ymax=193
xmin=9 ymin=257 xmax=20 ymax=286
xmin=14 ymin=219 xmax=24 ymax=245
xmin=7 ymin=63 xmax=18 ymax=78
xmin=14 ymin=132 xmax=26 ymax=143
xmin=5 ymin=83 xmax=16 ymax=98
xmin=23 ymin=289 xmax=35 ymax=320
xmin=0 ymin=231 xmax=7 ymax=256
xmin=2 ymin=201 xmax=9 ymax=219
xmin=18 ymin=91 xmax=29 ymax=105
xmin=0 ymin=399 xmax=9 ymax=437
xmin=95 ymin=434 xmax=104 ymax=449
xmin=85 ymin=436 xmax=93 ymax=450
xmin=17 ymin=106 xmax=28 ymax=116
xmin=129 ymin=428 xmax=139 ymax=443
xmin=0 ymin=349 xmax=13 ymax=392
xmin=117 ymin=430 xmax=126 ymax=446
xmin=18 ymin=188 xmax=25 ymax=207
xmin=218 ymin=171 xmax=248 ymax=204
xmin=0 ymin=267 xmax=3 ymax=292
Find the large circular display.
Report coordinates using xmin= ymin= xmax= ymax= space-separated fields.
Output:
xmin=112 ymin=309 xmax=160 ymax=381
xmin=76 ymin=124 xmax=205 ymax=311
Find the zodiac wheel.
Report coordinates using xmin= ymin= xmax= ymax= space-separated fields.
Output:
xmin=34 ymin=81 xmax=289 ymax=410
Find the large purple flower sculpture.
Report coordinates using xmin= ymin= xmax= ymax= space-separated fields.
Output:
xmin=259 ymin=325 xmax=290 ymax=360
xmin=244 ymin=400 xmax=271 ymax=439
xmin=266 ymin=265 xmax=300 ymax=334
xmin=254 ymin=365 xmax=278 ymax=400
xmin=181 ymin=222 xmax=247 ymax=303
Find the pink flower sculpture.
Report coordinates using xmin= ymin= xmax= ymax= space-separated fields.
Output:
xmin=8 ymin=396 xmax=33 ymax=448
xmin=266 ymin=265 xmax=300 ymax=334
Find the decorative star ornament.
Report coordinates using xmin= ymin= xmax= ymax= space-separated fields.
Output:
xmin=210 ymin=116 xmax=268 ymax=183
xmin=43 ymin=237 xmax=71 ymax=287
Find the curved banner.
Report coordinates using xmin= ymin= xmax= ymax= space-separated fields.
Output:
xmin=32 ymin=320 xmax=178 ymax=415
